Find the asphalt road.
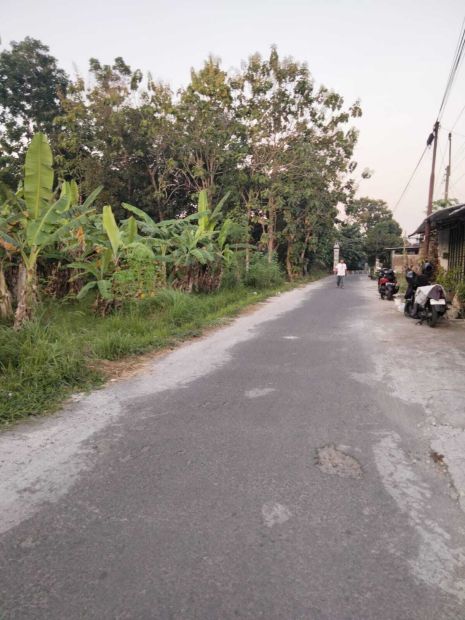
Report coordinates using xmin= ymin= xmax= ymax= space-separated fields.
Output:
xmin=1 ymin=275 xmax=465 ymax=620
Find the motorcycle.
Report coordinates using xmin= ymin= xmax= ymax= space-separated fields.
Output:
xmin=378 ymin=268 xmax=399 ymax=300
xmin=404 ymin=267 xmax=447 ymax=327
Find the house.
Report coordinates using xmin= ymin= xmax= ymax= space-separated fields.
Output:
xmin=410 ymin=203 xmax=465 ymax=274
xmin=385 ymin=243 xmax=420 ymax=273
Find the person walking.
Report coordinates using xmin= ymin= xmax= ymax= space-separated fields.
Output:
xmin=334 ymin=258 xmax=347 ymax=288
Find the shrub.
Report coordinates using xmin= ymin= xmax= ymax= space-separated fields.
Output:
xmin=436 ymin=267 xmax=462 ymax=292
xmin=244 ymin=254 xmax=284 ymax=289
xmin=220 ymin=265 xmax=243 ymax=290
xmin=456 ymin=282 xmax=465 ymax=305
xmin=112 ymin=245 xmax=158 ymax=301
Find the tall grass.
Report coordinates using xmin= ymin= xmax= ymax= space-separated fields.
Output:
xmin=0 ymin=271 xmax=326 ymax=425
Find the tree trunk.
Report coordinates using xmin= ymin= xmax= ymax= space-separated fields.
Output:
xmin=300 ymin=232 xmax=311 ymax=275
xmin=13 ymin=263 xmax=38 ymax=330
xmin=286 ymin=242 xmax=293 ymax=281
xmin=0 ymin=266 xmax=13 ymax=321
xmin=245 ymin=201 xmax=251 ymax=274
xmin=147 ymin=167 xmax=164 ymax=222
xmin=267 ymin=198 xmax=275 ymax=263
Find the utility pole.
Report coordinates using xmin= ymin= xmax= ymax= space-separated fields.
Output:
xmin=424 ymin=120 xmax=439 ymax=259
xmin=333 ymin=242 xmax=340 ymax=272
xmin=444 ymin=131 xmax=452 ymax=201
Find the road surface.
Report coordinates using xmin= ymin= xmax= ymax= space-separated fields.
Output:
xmin=1 ymin=275 xmax=465 ymax=619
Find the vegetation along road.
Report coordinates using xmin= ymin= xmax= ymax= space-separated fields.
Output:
xmin=1 ymin=275 xmax=465 ymax=619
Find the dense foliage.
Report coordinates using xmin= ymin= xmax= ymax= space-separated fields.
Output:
xmin=0 ymin=37 xmax=403 ymax=334
xmin=343 ymin=197 xmax=402 ymax=267
xmin=0 ymin=40 xmax=365 ymax=296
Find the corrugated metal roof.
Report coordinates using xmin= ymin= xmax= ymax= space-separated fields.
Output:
xmin=409 ymin=204 xmax=465 ymax=236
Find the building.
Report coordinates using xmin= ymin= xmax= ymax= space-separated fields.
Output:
xmin=410 ymin=203 xmax=465 ymax=274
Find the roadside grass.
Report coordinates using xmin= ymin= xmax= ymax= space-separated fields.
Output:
xmin=0 ymin=271 xmax=327 ymax=426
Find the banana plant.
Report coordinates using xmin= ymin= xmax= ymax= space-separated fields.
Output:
xmin=121 ymin=191 xmax=233 ymax=291
xmin=68 ymin=205 xmax=152 ymax=311
xmin=197 ymin=189 xmax=230 ymax=233
xmin=0 ymin=133 xmax=102 ymax=329
xmin=122 ymin=202 xmax=200 ymax=286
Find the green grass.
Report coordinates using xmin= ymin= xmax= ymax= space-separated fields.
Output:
xmin=0 ymin=272 xmax=326 ymax=426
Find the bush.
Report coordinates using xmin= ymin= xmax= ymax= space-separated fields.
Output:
xmin=456 ymin=282 xmax=465 ymax=305
xmin=244 ymin=254 xmax=284 ymax=289
xmin=220 ymin=265 xmax=243 ymax=290
xmin=436 ymin=267 xmax=462 ymax=292
xmin=112 ymin=245 xmax=158 ymax=301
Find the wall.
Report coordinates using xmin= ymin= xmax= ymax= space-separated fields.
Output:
xmin=391 ymin=251 xmax=421 ymax=273
xmin=438 ymin=228 xmax=450 ymax=270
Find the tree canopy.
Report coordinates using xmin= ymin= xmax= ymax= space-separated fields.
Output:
xmin=0 ymin=37 xmax=400 ymax=283
xmin=344 ymin=196 xmax=402 ymax=266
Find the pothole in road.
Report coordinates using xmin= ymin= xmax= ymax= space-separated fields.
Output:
xmin=315 ymin=445 xmax=363 ymax=479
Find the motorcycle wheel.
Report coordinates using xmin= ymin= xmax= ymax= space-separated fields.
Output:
xmin=428 ymin=307 xmax=439 ymax=328
xmin=386 ymin=289 xmax=393 ymax=301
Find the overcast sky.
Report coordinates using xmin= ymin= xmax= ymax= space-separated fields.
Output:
xmin=2 ymin=0 xmax=465 ymax=233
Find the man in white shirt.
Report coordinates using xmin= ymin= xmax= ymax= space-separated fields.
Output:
xmin=334 ymin=259 xmax=347 ymax=288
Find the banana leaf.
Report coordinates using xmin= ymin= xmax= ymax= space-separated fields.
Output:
xmin=102 ymin=205 xmax=121 ymax=259
xmin=24 ymin=133 xmax=54 ymax=219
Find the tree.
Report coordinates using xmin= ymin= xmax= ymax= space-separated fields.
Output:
xmin=364 ymin=219 xmax=402 ymax=266
xmin=432 ymin=197 xmax=459 ymax=212
xmin=338 ymin=223 xmax=366 ymax=270
xmin=232 ymin=47 xmax=361 ymax=272
xmin=346 ymin=197 xmax=402 ymax=266
xmin=175 ymin=56 xmax=244 ymax=203
xmin=232 ymin=48 xmax=316 ymax=262
xmin=345 ymin=197 xmax=394 ymax=232
xmin=0 ymin=37 xmax=68 ymax=187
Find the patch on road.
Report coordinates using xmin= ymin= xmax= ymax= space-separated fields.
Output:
xmin=315 ymin=445 xmax=363 ymax=479
xmin=373 ymin=431 xmax=465 ymax=603
xmin=244 ymin=388 xmax=276 ymax=398
xmin=262 ymin=502 xmax=292 ymax=527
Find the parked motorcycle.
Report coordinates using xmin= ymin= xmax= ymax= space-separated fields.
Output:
xmin=378 ymin=268 xmax=399 ymax=300
xmin=404 ymin=264 xmax=447 ymax=327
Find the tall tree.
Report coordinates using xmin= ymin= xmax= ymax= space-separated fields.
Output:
xmin=233 ymin=47 xmax=361 ymax=269
xmin=0 ymin=37 xmax=68 ymax=187
xmin=346 ymin=197 xmax=402 ymax=266
xmin=175 ymin=56 xmax=244 ymax=203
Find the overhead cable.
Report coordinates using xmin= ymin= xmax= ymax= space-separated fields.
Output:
xmin=451 ymin=101 xmax=465 ymax=130
xmin=394 ymin=19 xmax=465 ymax=213
xmin=437 ymin=18 xmax=465 ymax=121
xmin=392 ymin=145 xmax=428 ymax=213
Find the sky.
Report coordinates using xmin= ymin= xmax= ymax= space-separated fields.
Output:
xmin=2 ymin=0 xmax=465 ymax=234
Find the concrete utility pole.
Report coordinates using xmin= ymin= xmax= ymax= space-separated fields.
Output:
xmin=424 ymin=120 xmax=440 ymax=259
xmin=444 ymin=131 xmax=452 ymax=201
xmin=333 ymin=242 xmax=340 ymax=271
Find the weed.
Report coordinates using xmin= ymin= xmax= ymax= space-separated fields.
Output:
xmin=244 ymin=254 xmax=284 ymax=289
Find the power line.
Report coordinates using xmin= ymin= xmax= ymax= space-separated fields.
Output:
xmin=392 ymin=145 xmax=428 ymax=213
xmin=435 ymin=130 xmax=447 ymax=182
xmin=451 ymin=101 xmax=465 ymax=130
xmin=393 ymin=18 xmax=465 ymax=214
xmin=438 ymin=18 xmax=465 ymax=121
xmin=449 ymin=167 xmax=465 ymax=190
xmin=392 ymin=18 xmax=465 ymax=213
